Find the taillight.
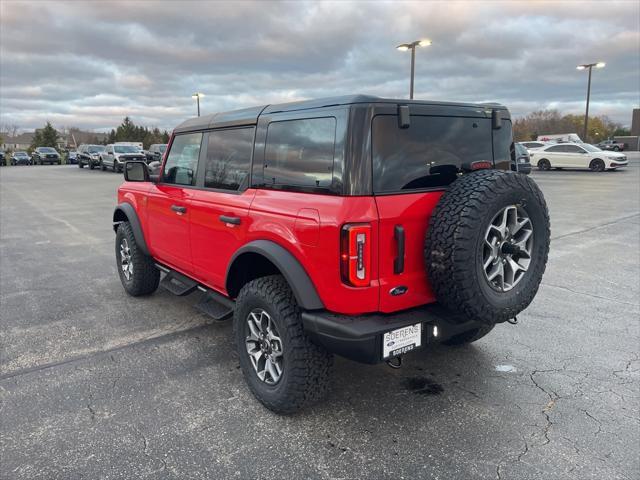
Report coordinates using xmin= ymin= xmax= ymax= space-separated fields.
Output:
xmin=341 ymin=224 xmax=371 ymax=287
xmin=470 ymin=161 xmax=493 ymax=170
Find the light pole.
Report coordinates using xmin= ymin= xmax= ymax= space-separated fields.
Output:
xmin=576 ymin=62 xmax=605 ymax=142
xmin=192 ymin=92 xmax=204 ymax=117
xmin=396 ymin=39 xmax=432 ymax=99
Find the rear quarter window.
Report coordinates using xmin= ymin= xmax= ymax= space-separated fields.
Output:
xmin=264 ymin=117 xmax=336 ymax=189
xmin=372 ymin=115 xmax=493 ymax=192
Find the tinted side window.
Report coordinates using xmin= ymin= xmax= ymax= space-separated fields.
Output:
xmin=546 ymin=145 xmax=565 ymax=152
xmin=565 ymin=145 xmax=584 ymax=153
xmin=162 ymin=133 xmax=202 ymax=186
xmin=372 ymin=115 xmax=493 ymax=192
xmin=264 ymin=118 xmax=336 ymax=188
xmin=204 ymin=128 xmax=254 ymax=191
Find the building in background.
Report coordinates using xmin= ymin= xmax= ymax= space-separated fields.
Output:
xmin=614 ymin=108 xmax=640 ymax=151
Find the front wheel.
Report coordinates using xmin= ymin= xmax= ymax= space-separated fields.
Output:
xmin=613 ymin=146 xmax=620 ymax=151
xmin=115 ymin=222 xmax=160 ymax=296
xmin=589 ymin=159 xmax=605 ymax=172
xmin=537 ymin=159 xmax=551 ymax=171
xmin=233 ymin=275 xmax=333 ymax=414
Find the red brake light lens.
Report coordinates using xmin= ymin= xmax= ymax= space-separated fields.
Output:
xmin=470 ymin=161 xmax=493 ymax=170
xmin=341 ymin=224 xmax=371 ymax=287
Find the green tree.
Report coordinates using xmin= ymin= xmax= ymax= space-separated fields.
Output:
xmin=31 ymin=122 xmax=59 ymax=150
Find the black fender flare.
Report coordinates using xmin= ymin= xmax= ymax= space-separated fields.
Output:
xmin=226 ymin=240 xmax=324 ymax=310
xmin=112 ymin=203 xmax=149 ymax=255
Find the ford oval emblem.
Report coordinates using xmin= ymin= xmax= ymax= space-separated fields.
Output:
xmin=387 ymin=340 xmax=395 ymax=347
xmin=389 ymin=286 xmax=408 ymax=296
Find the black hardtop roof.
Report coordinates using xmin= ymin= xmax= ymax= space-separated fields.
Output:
xmin=174 ymin=94 xmax=508 ymax=133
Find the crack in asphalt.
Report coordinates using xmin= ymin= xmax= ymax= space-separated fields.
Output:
xmin=541 ymin=283 xmax=640 ymax=307
xmin=495 ymin=437 xmax=530 ymax=480
xmin=0 ymin=323 xmax=214 ymax=382
xmin=132 ymin=425 xmax=167 ymax=476
xmin=581 ymin=409 xmax=603 ymax=435
xmin=613 ymin=352 xmax=639 ymax=379
xmin=529 ymin=370 xmax=560 ymax=446
xmin=550 ymin=212 xmax=640 ymax=241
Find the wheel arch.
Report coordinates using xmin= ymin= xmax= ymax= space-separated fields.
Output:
xmin=112 ymin=203 xmax=149 ymax=255
xmin=226 ymin=240 xmax=324 ymax=311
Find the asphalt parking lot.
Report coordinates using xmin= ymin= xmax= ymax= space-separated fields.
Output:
xmin=1 ymin=158 xmax=639 ymax=480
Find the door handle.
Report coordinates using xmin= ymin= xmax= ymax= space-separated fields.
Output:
xmin=219 ymin=215 xmax=241 ymax=225
xmin=171 ymin=205 xmax=187 ymax=215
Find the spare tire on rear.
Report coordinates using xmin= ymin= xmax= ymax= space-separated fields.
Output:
xmin=425 ymin=170 xmax=550 ymax=325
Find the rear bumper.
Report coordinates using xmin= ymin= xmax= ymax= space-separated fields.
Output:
xmin=301 ymin=304 xmax=483 ymax=364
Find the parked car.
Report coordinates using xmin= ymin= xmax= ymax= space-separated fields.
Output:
xmin=77 ymin=144 xmax=106 ymax=169
xmin=597 ymin=139 xmax=627 ymax=152
xmin=512 ymin=143 xmax=532 ymax=174
xmin=530 ymin=142 xmax=628 ymax=171
xmin=100 ymin=144 xmax=146 ymax=172
xmin=67 ymin=151 xmax=78 ymax=164
xmin=112 ymin=95 xmax=551 ymax=413
xmin=145 ymin=144 xmax=167 ymax=163
xmin=520 ymin=141 xmax=546 ymax=151
xmin=0 ymin=150 xmax=5 ymax=166
xmin=31 ymin=147 xmax=61 ymax=165
xmin=11 ymin=151 xmax=32 ymax=165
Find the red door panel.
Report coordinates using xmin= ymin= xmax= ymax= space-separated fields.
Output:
xmin=375 ymin=191 xmax=443 ymax=312
xmin=189 ymin=189 xmax=256 ymax=290
xmin=146 ymin=184 xmax=194 ymax=273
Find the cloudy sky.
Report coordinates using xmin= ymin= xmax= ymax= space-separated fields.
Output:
xmin=1 ymin=0 xmax=638 ymax=133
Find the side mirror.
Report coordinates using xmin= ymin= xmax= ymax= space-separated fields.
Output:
xmin=124 ymin=161 xmax=149 ymax=182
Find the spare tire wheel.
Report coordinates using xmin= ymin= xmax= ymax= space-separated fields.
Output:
xmin=425 ymin=170 xmax=550 ymax=325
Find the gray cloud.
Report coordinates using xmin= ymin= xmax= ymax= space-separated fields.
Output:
xmin=0 ymin=0 xmax=638 ymax=132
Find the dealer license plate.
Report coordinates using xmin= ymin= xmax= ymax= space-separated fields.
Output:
xmin=382 ymin=323 xmax=422 ymax=359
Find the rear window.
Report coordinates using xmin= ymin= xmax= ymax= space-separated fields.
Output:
xmin=372 ymin=115 xmax=493 ymax=192
xmin=264 ymin=117 xmax=336 ymax=188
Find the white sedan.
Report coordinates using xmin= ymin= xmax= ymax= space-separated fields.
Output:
xmin=529 ymin=143 xmax=628 ymax=172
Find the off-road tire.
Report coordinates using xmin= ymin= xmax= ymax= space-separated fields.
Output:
xmin=589 ymin=159 xmax=605 ymax=172
xmin=233 ymin=275 xmax=333 ymax=414
xmin=115 ymin=222 xmax=159 ymax=296
xmin=537 ymin=159 xmax=551 ymax=171
xmin=444 ymin=324 xmax=495 ymax=346
xmin=425 ymin=170 xmax=550 ymax=325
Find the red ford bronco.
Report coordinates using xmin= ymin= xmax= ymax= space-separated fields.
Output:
xmin=113 ymin=95 xmax=550 ymax=413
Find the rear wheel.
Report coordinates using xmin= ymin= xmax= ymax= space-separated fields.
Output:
xmin=613 ymin=146 xmax=620 ymax=151
xmin=589 ymin=159 xmax=605 ymax=172
xmin=115 ymin=222 xmax=159 ymax=296
xmin=233 ymin=275 xmax=333 ymax=414
xmin=537 ymin=159 xmax=551 ymax=171
xmin=444 ymin=324 xmax=495 ymax=346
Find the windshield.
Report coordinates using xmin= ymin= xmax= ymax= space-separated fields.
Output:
xmin=159 ymin=145 xmax=167 ymax=153
xmin=40 ymin=147 xmax=56 ymax=153
xmin=515 ymin=143 xmax=528 ymax=156
xmin=16 ymin=152 xmax=28 ymax=156
xmin=114 ymin=146 xmax=139 ymax=153
xmin=88 ymin=145 xmax=105 ymax=153
xmin=582 ymin=144 xmax=602 ymax=152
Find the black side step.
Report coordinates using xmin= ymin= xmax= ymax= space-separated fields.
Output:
xmin=194 ymin=289 xmax=234 ymax=321
xmin=159 ymin=270 xmax=198 ymax=296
